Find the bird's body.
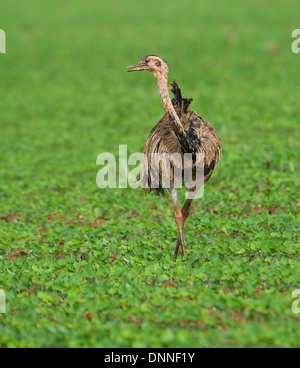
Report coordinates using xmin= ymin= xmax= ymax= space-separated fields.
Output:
xmin=141 ymin=80 xmax=221 ymax=195
xmin=127 ymin=55 xmax=221 ymax=260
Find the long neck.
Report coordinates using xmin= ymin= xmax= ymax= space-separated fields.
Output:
xmin=156 ymin=75 xmax=179 ymax=121
xmin=155 ymin=74 xmax=190 ymax=150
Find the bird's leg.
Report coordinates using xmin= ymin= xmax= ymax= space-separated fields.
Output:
xmin=181 ymin=198 xmax=193 ymax=225
xmin=172 ymin=198 xmax=195 ymax=259
xmin=178 ymin=189 xmax=199 ymax=253
xmin=173 ymin=236 xmax=181 ymax=261
xmin=182 ymin=189 xmax=198 ymax=223
xmin=169 ymin=188 xmax=185 ymax=260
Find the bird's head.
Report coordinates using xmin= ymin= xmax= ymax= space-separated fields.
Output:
xmin=126 ymin=55 xmax=169 ymax=79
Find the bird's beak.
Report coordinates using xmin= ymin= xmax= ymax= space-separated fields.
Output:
xmin=126 ymin=62 xmax=146 ymax=72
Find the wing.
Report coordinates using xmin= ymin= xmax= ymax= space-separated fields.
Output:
xmin=139 ymin=80 xmax=222 ymax=194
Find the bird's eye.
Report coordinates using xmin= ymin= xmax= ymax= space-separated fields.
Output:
xmin=144 ymin=59 xmax=149 ymax=64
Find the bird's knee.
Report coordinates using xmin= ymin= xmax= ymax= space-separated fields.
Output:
xmin=174 ymin=214 xmax=183 ymax=229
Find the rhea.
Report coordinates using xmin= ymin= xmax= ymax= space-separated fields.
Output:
xmin=127 ymin=55 xmax=221 ymax=260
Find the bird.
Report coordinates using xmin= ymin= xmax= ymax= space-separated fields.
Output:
xmin=126 ymin=55 xmax=221 ymax=260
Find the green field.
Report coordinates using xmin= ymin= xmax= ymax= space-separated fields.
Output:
xmin=1 ymin=0 xmax=300 ymax=347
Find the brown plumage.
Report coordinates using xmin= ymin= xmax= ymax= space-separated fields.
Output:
xmin=127 ymin=55 xmax=221 ymax=260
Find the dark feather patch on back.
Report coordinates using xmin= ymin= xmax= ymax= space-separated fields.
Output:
xmin=170 ymin=79 xmax=193 ymax=113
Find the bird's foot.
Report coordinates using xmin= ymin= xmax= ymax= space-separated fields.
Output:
xmin=173 ymin=240 xmax=180 ymax=261
xmin=173 ymin=237 xmax=186 ymax=261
